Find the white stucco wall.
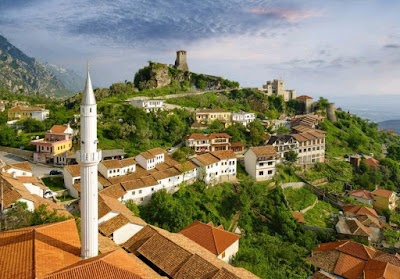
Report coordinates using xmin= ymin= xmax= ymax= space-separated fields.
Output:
xmin=113 ymin=223 xmax=144 ymax=245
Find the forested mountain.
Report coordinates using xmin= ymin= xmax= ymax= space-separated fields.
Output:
xmin=0 ymin=35 xmax=76 ymax=97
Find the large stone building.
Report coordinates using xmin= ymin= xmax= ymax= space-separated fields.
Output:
xmin=194 ymin=109 xmax=232 ymax=127
xmin=261 ymin=79 xmax=296 ymax=101
xmin=292 ymin=130 xmax=326 ymax=164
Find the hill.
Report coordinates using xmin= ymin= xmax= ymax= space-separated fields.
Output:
xmin=378 ymin=119 xmax=400 ymax=134
xmin=0 ymin=35 xmax=74 ymax=97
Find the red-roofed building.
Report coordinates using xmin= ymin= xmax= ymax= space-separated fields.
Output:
xmin=348 ymin=190 xmax=373 ymax=206
xmin=308 ymin=240 xmax=400 ymax=279
xmin=179 ymin=221 xmax=240 ymax=262
xmin=30 ymin=124 xmax=74 ymax=164
xmin=371 ymin=189 xmax=397 ymax=211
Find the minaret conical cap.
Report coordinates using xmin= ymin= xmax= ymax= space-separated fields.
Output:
xmin=82 ymin=68 xmax=96 ymax=105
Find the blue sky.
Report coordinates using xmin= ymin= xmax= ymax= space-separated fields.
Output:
xmin=0 ymin=0 xmax=399 ymax=97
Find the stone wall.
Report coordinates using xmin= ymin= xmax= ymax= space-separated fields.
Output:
xmin=0 ymin=146 xmax=33 ymax=159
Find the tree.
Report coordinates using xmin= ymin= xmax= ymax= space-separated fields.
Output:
xmin=0 ymin=125 xmax=16 ymax=146
xmin=284 ymin=150 xmax=298 ymax=164
xmin=124 ymin=199 xmax=140 ymax=216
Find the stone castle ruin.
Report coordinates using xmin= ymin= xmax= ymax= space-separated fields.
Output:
xmin=174 ymin=50 xmax=189 ymax=72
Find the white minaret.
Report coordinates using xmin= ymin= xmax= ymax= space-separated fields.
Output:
xmin=76 ymin=67 xmax=101 ymax=259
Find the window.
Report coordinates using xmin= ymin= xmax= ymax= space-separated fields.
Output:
xmin=259 ymin=163 xmax=264 ymax=166
xmin=268 ymin=170 xmax=273 ymax=174
xmin=151 ymin=188 xmax=154 ymax=192
xmin=268 ymin=162 xmax=273 ymax=166
xmin=132 ymin=191 xmax=135 ymax=196
xmin=259 ymin=171 xmax=264 ymax=176
xmin=139 ymin=190 xmax=142 ymax=194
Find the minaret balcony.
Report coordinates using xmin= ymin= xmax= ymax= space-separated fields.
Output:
xmin=76 ymin=150 xmax=102 ymax=163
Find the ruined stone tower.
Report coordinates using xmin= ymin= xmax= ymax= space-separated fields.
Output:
xmin=174 ymin=50 xmax=189 ymax=72
xmin=326 ymin=103 xmax=337 ymax=123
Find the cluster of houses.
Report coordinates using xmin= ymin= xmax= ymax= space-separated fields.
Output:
xmin=0 ymin=218 xmax=254 ymax=279
xmin=63 ymin=147 xmax=237 ymax=204
xmin=308 ymin=240 xmax=400 ymax=279
xmin=192 ymin=109 xmax=256 ymax=129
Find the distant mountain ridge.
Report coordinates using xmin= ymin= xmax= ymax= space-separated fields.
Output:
xmin=42 ymin=62 xmax=86 ymax=93
xmin=0 ymin=35 xmax=82 ymax=97
xmin=378 ymin=120 xmax=400 ymax=134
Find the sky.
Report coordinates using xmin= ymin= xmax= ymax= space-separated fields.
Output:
xmin=0 ymin=0 xmax=400 ymax=98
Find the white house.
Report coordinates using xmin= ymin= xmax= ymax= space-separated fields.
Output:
xmin=97 ymin=193 xmax=147 ymax=245
xmin=231 ymin=112 xmax=256 ymax=127
xmin=131 ymin=99 xmax=163 ymax=113
xmin=2 ymin=161 xmax=33 ymax=177
xmin=99 ymin=157 xmax=136 ymax=178
xmin=191 ymin=151 xmax=237 ymax=185
xmin=244 ymin=146 xmax=278 ymax=181
xmin=31 ymin=109 xmax=50 ymax=121
xmin=179 ymin=221 xmax=240 ymax=263
xmin=135 ymin=148 xmax=165 ymax=170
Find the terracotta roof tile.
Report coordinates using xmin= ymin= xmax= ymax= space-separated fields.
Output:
xmin=364 ymin=259 xmax=400 ymax=279
xmin=210 ymin=150 xmax=236 ymax=160
xmin=292 ymin=211 xmax=305 ymax=223
xmin=373 ymin=252 xmax=400 ymax=267
xmin=248 ymin=145 xmax=278 ymax=157
xmin=64 ymin=165 xmax=80 ymax=177
xmin=9 ymin=105 xmax=45 ymax=112
xmin=296 ymin=95 xmax=313 ymax=100
xmin=348 ymin=190 xmax=373 ymax=200
xmin=49 ymin=125 xmax=69 ymax=134
xmin=336 ymin=241 xmax=376 ymax=260
xmin=99 ymin=214 xmax=135 ymax=237
xmin=42 ymin=249 xmax=163 ymax=279
xmin=98 ymin=234 xmax=120 ymax=254
xmin=123 ymin=225 xmax=258 ymax=279
xmin=174 ymin=254 xmax=219 ymax=279
xmin=311 ymin=271 xmax=337 ymax=279
xmin=212 ymin=268 xmax=241 ymax=279
xmin=0 ymin=219 xmax=81 ymax=279
xmin=98 ymin=194 xmax=146 ymax=226
xmin=179 ymin=221 xmax=240 ymax=256
xmin=308 ymin=250 xmax=341 ymax=274
xmin=372 ymin=189 xmax=394 ymax=198
xmin=192 ymin=153 xmax=220 ymax=166
xmin=99 ymin=183 xmax=126 ymax=200
xmin=137 ymin=233 xmax=192 ymax=276
xmin=101 ymin=158 xmax=136 ymax=169
xmin=333 ymin=253 xmax=365 ymax=279
xmin=343 ymin=205 xmax=378 ymax=218
xmin=3 ymin=161 xmax=33 ymax=173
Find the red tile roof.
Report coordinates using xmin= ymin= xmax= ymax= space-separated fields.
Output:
xmin=248 ymin=145 xmax=277 ymax=157
xmin=0 ymin=219 xmax=81 ymax=279
xmin=342 ymin=205 xmax=378 ymax=218
xmin=179 ymin=221 xmax=240 ymax=256
xmin=49 ymin=124 xmax=69 ymax=134
xmin=309 ymin=240 xmax=400 ymax=279
xmin=123 ymin=225 xmax=258 ymax=279
xmin=348 ymin=190 xmax=372 ymax=200
xmin=3 ymin=161 xmax=33 ymax=173
xmin=292 ymin=211 xmax=305 ymax=223
xmin=41 ymin=249 xmax=164 ymax=279
xmin=372 ymin=189 xmax=395 ymax=198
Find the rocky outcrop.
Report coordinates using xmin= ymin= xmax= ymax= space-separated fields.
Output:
xmin=152 ymin=64 xmax=171 ymax=88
